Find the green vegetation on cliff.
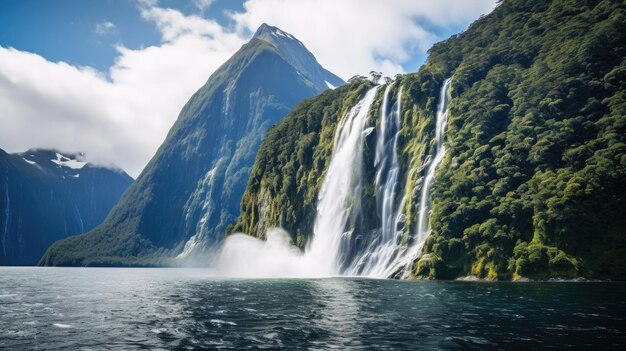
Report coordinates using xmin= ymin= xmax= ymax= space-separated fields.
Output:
xmin=412 ymin=0 xmax=626 ymax=279
xmin=234 ymin=0 xmax=626 ymax=279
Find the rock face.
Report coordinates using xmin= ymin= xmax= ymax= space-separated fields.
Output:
xmin=0 ymin=148 xmax=132 ymax=265
xmin=40 ymin=24 xmax=343 ymax=266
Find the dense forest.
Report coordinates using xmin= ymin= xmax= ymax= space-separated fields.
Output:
xmin=234 ymin=0 xmax=626 ymax=279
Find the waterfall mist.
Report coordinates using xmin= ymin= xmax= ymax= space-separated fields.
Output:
xmin=213 ymin=229 xmax=327 ymax=278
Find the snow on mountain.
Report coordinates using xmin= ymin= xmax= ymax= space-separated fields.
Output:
xmin=51 ymin=152 xmax=86 ymax=170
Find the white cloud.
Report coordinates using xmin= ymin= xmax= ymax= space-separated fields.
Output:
xmin=230 ymin=0 xmax=497 ymax=79
xmin=94 ymin=21 xmax=118 ymax=36
xmin=0 ymin=0 xmax=497 ymax=177
xmin=140 ymin=6 xmax=223 ymax=41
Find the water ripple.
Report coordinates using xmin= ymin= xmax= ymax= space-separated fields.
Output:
xmin=0 ymin=268 xmax=625 ymax=350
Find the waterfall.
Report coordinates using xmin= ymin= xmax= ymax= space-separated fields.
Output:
xmin=395 ymin=77 xmax=452 ymax=277
xmin=73 ymin=202 xmax=84 ymax=234
xmin=215 ymin=79 xmax=452 ymax=279
xmin=346 ymin=83 xmax=407 ymax=277
xmin=416 ymin=78 xmax=452 ymax=237
xmin=307 ymin=86 xmax=379 ymax=275
xmin=342 ymin=78 xmax=451 ymax=278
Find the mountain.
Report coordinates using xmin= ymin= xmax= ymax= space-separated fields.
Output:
xmin=0 ymin=148 xmax=132 ymax=265
xmin=40 ymin=24 xmax=344 ymax=266
xmin=232 ymin=0 xmax=626 ymax=279
xmin=252 ymin=24 xmax=344 ymax=91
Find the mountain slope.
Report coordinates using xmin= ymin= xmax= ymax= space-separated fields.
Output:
xmin=232 ymin=0 xmax=626 ymax=279
xmin=253 ymin=24 xmax=344 ymax=91
xmin=40 ymin=25 xmax=344 ymax=266
xmin=0 ymin=148 xmax=132 ymax=265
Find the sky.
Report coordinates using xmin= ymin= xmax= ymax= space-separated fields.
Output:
xmin=0 ymin=0 xmax=498 ymax=177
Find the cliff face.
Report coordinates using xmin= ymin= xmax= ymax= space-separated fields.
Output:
xmin=234 ymin=0 xmax=626 ymax=279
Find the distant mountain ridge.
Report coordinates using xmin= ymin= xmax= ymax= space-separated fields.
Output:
xmin=40 ymin=24 xmax=344 ymax=266
xmin=0 ymin=148 xmax=132 ymax=265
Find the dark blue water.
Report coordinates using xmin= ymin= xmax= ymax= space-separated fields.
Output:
xmin=1 ymin=268 xmax=625 ymax=350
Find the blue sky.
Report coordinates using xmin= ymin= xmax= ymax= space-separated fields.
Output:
xmin=0 ymin=0 xmax=497 ymax=176
xmin=0 ymin=0 xmax=245 ymax=72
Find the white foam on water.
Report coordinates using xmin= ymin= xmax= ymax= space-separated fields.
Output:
xmin=210 ymin=319 xmax=237 ymax=326
xmin=53 ymin=323 xmax=72 ymax=329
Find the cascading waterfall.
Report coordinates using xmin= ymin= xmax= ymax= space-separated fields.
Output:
xmin=395 ymin=77 xmax=452 ymax=277
xmin=346 ymin=78 xmax=452 ymax=278
xmin=214 ymin=86 xmax=379 ymax=278
xmin=346 ymin=83 xmax=407 ymax=277
xmin=307 ymin=86 xmax=379 ymax=275
xmin=416 ymin=78 xmax=452 ymax=236
xmin=215 ymin=79 xmax=452 ymax=279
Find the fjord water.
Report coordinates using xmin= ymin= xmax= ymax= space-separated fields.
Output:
xmin=2 ymin=268 xmax=625 ymax=350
